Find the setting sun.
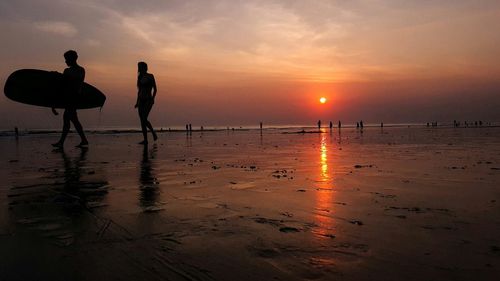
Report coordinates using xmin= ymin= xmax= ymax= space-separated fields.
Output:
xmin=319 ymin=97 xmax=327 ymax=104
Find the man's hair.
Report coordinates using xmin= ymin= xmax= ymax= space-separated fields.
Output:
xmin=64 ymin=50 xmax=78 ymax=61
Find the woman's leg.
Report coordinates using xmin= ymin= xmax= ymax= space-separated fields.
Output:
xmin=138 ymin=106 xmax=148 ymax=143
xmin=144 ymin=102 xmax=157 ymax=140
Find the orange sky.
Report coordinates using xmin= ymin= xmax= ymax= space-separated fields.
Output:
xmin=1 ymin=0 xmax=500 ymax=129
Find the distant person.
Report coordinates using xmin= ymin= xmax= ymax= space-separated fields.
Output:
xmin=14 ymin=127 xmax=19 ymax=138
xmin=338 ymin=120 xmax=341 ymax=128
xmin=360 ymin=120 xmax=364 ymax=128
xmin=317 ymin=120 xmax=321 ymax=130
xmin=52 ymin=50 xmax=89 ymax=148
xmin=329 ymin=121 xmax=333 ymax=130
xmin=135 ymin=61 xmax=158 ymax=144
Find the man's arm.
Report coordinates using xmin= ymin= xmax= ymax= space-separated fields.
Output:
xmin=51 ymin=68 xmax=71 ymax=114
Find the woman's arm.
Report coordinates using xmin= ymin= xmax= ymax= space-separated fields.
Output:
xmin=135 ymin=90 xmax=140 ymax=108
xmin=151 ymin=74 xmax=157 ymax=101
xmin=135 ymin=80 xmax=140 ymax=108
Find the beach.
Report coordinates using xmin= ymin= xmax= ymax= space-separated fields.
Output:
xmin=1 ymin=126 xmax=499 ymax=280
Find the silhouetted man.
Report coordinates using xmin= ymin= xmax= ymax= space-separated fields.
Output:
xmin=52 ymin=50 xmax=88 ymax=148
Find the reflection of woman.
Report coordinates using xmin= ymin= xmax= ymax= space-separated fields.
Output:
xmin=139 ymin=144 xmax=159 ymax=208
xmin=135 ymin=62 xmax=158 ymax=144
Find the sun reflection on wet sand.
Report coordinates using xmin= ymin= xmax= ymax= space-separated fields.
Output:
xmin=320 ymin=135 xmax=328 ymax=180
xmin=313 ymin=133 xmax=335 ymax=238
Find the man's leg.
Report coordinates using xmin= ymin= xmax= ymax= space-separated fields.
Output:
xmin=52 ymin=109 xmax=71 ymax=147
xmin=69 ymin=109 xmax=88 ymax=146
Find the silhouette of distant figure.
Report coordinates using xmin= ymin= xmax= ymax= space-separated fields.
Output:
xmin=14 ymin=127 xmax=19 ymax=139
xmin=135 ymin=62 xmax=158 ymax=144
xmin=356 ymin=122 xmax=359 ymax=128
xmin=329 ymin=121 xmax=333 ymax=130
xmin=52 ymin=50 xmax=89 ymax=148
xmin=360 ymin=120 xmax=364 ymax=128
xmin=338 ymin=120 xmax=341 ymax=128
xmin=317 ymin=120 xmax=321 ymax=130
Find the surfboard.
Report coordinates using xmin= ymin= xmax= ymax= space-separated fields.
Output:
xmin=3 ymin=69 xmax=106 ymax=109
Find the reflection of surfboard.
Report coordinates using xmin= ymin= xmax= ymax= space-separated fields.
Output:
xmin=4 ymin=69 xmax=106 ymax=109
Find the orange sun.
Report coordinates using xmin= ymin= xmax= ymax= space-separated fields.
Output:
xmin=319 ymin=97 xmax=327 ymax=104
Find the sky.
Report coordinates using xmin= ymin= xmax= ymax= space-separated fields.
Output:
xmin=1 ymin=0 xmax=500 ymax=129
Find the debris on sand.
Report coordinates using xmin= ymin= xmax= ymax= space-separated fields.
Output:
xmin=279 ymin=226 xmax=300 ymax=233
xmin=349 ymin=220 xmax=364 ymax=226
xmin=354 ymin=164 xmax=373 ymax=168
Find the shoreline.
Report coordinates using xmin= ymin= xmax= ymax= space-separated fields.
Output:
xmin=1 ymin=123 xmax=499 ymax=137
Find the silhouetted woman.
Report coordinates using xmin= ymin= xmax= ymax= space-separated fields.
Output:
xmin=135 ymin=62 xmax=158 ymax=144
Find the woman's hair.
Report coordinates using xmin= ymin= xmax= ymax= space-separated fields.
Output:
xmin=138 ymin=61 xmax=148 ymax=72
xmin=137 ymin=61 xmax=148 ymax=87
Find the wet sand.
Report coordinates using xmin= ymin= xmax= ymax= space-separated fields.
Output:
xmin=1 ymin=127 xmax=499 ymax=281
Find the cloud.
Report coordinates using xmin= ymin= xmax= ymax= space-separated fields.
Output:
xmin=85 ymin=39 xmax=101 ymax=47
xmin=33 ymin=20 xmax=78 ymax=37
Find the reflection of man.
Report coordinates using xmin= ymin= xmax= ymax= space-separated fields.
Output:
xmin=60 ymin=147 xmax=88 ymax=188
xmin=52 ymin=50 xmax=89 ymax=148
xmin=56 ymin=147 xmax=109 ymax=207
